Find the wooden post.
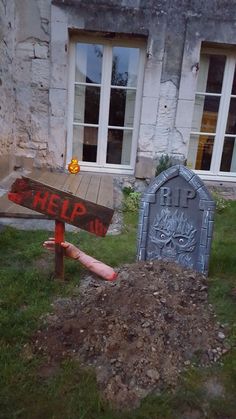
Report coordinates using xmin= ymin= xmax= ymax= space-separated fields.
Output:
xmin=55 ymin=220 xmax=65 ymax=280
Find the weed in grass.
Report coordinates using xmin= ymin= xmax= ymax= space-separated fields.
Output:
xmin=122 ymin=190 xmax=141 ymax=213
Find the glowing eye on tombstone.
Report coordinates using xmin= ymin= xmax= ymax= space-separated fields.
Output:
xmin=156 ymin=230 xmax=169 ymax=241
xmin=68 ymin=157 xmax=80 ymax=174
xmin=173 ymin=236 xmax=188 ymax=246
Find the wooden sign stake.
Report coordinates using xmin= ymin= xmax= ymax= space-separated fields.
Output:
xmin=55 ymin=220 xmax=65 ymax=280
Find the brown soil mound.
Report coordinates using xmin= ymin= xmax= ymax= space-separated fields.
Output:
xmin=33 ymin=260 xmax=230 ymax=410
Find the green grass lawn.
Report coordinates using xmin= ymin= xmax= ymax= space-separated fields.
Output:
xmin=0 ymin=206 xmax=236 ymax=419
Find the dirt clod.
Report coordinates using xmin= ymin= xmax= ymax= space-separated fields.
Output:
xmin=33 ymin=260 xmax=230 ymax=410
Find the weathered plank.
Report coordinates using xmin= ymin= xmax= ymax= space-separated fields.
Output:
xmin=97 ymin=175 xmax=114 ymax=208
xmin=85 ymin=176 xmax=101 ymax=204
xmin=66 ymin=173 xmax=83 ymax=195
xmin=76 ymin=175 xmax=92 ymax=199
xmin=62 ymin=174 xmax=74 ymax=192
xmin=8 ymin=177 xmax=114 ymax=236
xmin=38 ymin=171 xmax=68 ymax=190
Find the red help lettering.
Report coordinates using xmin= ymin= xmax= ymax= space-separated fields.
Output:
xmin=70 ymin=202 xmax=87 ymax=222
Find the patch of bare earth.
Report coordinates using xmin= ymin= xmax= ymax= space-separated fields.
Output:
xmin=33 ymin=260 xmax=230 ymax=410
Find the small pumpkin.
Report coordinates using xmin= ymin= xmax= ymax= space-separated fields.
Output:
xmin=68 ymin=158 xmax=80 ymax=174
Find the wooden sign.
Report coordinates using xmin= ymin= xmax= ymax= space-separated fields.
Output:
xmin=8 ymin=177 xmax=114 ymax=237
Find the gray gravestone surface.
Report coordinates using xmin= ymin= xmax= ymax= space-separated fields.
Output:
xmin=137 ymin=165 xmax=215 ymax=275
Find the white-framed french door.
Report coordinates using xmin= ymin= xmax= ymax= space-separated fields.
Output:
xmin=187 ymin=47 xmax=236 ymax=181
xmin=67 ymin=35 xmax=146 ymax=174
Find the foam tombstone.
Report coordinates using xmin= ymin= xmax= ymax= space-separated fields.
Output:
xmin=137 ymin=165 xmax=215 ymax=275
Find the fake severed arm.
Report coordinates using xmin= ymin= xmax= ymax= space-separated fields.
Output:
xmin=43 ymin=238 xmax=117 ymax=281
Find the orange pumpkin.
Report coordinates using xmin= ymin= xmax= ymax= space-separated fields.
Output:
xmin=68 ymin=158 xmax=80 ymax=174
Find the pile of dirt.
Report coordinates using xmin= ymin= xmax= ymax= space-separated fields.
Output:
xmin=33 ymin=261 xmax=230 ymax=410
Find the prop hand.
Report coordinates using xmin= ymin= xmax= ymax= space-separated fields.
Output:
xmin=43 ymin=238 xmax=80 ymax=260
xmin=43 ymin=238 xmax=117 ymax=281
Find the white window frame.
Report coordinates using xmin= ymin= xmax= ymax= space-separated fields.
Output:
xmin=191 ymin=46 xmax=236 ymax=181
xmin=67 ymin=34 xmax=146 ymax=174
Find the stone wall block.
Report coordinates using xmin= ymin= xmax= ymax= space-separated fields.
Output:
xmin=15 ymin=87 xmax=32 ymax=121
xmin=31 ymin=108 xmax=49 ymax=127
xmin=171 ymin=127 xmax=191 ymax=155
xmin=32 ymin=59 xmax=50 ymax=89
xmin=37 ymin=149 xmax=47 ymax=158
xmin=52 ymin=4 xmax=68 ymax=23
xmin=18 ymin=141 xmax=47 ymax=150
xmin=135 ymin=154 xmax=154 ymax=179
xmin=140 ymin=97 xmax=158 ymax=125
xmin=138 ymin=124 xmax=155 ymax=152
xmin=156 ymin=97 xmax=177 ymax=125
xmin=143 ymin=60 xmax=162 ymax=98
xmin=37 ymin=0 xmax=51 ymax=20
xmin=153 ymin=126 xmax=169 ymax=152
xmin=178 ymin=41 xmax=201 ymax=101
xmin=16 ymin=41 xmax=35 ymax=59
xmin=51 ymin=63 xmax=68 ymax=89
xmin=31 ymin=89 xmax=49 ymax=114
xmin=49 ymin=116 xmax=66 ymax=165
xmin=16 ymin=148 xmax=36 ymax=159
xmin=14 ymin=59 xmax=32 ymax=85
xmin=51 ymin=20 xmax=68 ymax=43
xmin=49 ymin=88 xmax=67 ymax=117
xmin=34 ymin=43 xmax=49 ymax=59
xmin=51 ymin=41 xmax=68 ymax=65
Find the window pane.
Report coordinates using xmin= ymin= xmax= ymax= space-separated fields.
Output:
xmin=231 ymin=65 xmax=236 ymax=95
xmin=187 ymin=134 xmax=215 ymax=170
xmin=111 ymin=47 xmax=139 ymax=87
xmin=226 ymin=98 xmax=236 ymax=134
xmin=106 ymin=129 xmax=132 ymax=165
xmin=191 ymin=95 xmax=220 ymax=133
xmin=197 ymin=54 xmax=225 ymax=93
xmin=74 ymin=85 xmax=100 ymax=124
xmin=75 ymin=43 xmax=103 ymax=84
xmin=109 ymin=88 xmax=136 ymax=127
xmin=220 ymin=137 xmax=236 ymax=172
xmin=73 ymin=126 xmax=98 ymax=163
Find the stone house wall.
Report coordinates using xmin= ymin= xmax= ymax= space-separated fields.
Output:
xmin=1 ymin=0 xmax=236 ymax=179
